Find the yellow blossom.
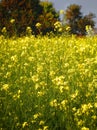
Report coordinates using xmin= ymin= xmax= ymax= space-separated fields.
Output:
xmin=39 ymin=120 xmax=45 ymax=125
xmin=59 ymin=10 xmax=65 ymax=14
xmin=49 ymin=99 xmax=58 ymax=107
xmin=77 ymin=120 xmax=84 ymax=126
xmin=81 ymin=126 xmax=89 ymax=130
xmin=43 ymin=126 xmax=48 ymax=130
xmin=94 ymin=102 xmax=97 ymax=108
xmin=33 ymin=113 xmax=42 ymax=119
xmin=22 ymin=122 xmax=28 ymax=128
xmin=10 ymin=19 xmax=15 ymax=24
xmin=66 ymin=26 xmax=71 ymax=31
xmin=2 ymin=84 xmax=9 ymax=91
xmin=1 ymin=27 xmax=7 ymax=34
xmin=28 ymin=56 xmax=34 ymax=62
xmin=36 ymin=23 xmax=41 ymax=28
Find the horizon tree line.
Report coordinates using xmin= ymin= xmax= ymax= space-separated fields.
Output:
xmin=0 ymin=0 xmax=96 ymax=36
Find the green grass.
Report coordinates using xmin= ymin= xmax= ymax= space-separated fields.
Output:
xmin=0 ymin=35 xmax=97 ymax=130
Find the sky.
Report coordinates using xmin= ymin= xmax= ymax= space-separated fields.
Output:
xmin=47 ymin=0 xmax=97 ymax=27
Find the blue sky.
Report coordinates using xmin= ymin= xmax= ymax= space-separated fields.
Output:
xmin=47 ymin=0 xmax=97 ymax=27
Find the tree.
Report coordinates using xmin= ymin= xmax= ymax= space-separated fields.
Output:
xmin=0 ymin=0 xmax=43 ymax=36
xmin=36 ymin=1 xmax=59 ymax=35
xmin=65 ymin=4 xmax=95 ymax=35
xmin=0 ymin=0 xmax=60 ymax=36
xmin=78 ymin=13 xmax=95 ymax=35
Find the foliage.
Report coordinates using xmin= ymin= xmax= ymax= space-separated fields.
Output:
xmin=65 ymin=4 xmax=95 ymax=35
xmin=0 ymin=0 xmax=60 ymax=36
xmin=78 ymin=13 xmax=95 ymax=35
xmin=0 ymin=35 xmax=97 ymax=130
xmin=36 ymin=1 xmax=59 ymax=35
xmin=0 ymin=0 xmax=43 ymax=36
xmin=85 ymin=25 xmax=94 ymax=36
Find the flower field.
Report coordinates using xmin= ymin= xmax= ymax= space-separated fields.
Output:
xmin=0 ymin=35 xmax=97 ymax=130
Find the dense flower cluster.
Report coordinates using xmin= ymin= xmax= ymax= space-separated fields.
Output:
xmin=0 ymin=35 xmax=97 ymax=129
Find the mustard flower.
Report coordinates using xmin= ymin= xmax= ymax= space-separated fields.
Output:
xmin=49 ymin=99 xmax=58 ymax=107
xmin=33 ymin=113 xmax=42 ymax=119
xmin=22 ymin=122 xmax=28 ymax=128
xmin=66 ymin=26 xmax=71 ymax=31
xmin=43 ymin=126 xmax=48 ymax=130
xmin=81 ymin=126 xmax=89 ymax=130
xmin=39 ymin=120 xmax=45 ymax=125
xmin=36 ymin=22 xmax=41 ymax=28
xmin=59 ymin=10 xmax=65 ymax=15
xmin=26 ymin=26 xmax=32 ymax=35
xmin=10 ymin=19 xmax=15 ymax=24
xmin=1 ymin=84 xmax=9 ymax=91
xmin=94 ymin=102 xmax=97 ymax=108
xmin=1 ymin=27 xmax=7 ymax=34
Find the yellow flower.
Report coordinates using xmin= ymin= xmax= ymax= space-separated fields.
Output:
xmin=43 ymin=126 xmax=48 ymax=130
xmin=28 ymin=56 xmax=34 ymax=62
xmin=33 ymin=114 xmax=39 ymax=119
xmin=58 ymin=28 xmax=62 ymax=32
xmin=36 ymin=23 xmax=41 ymax=28
xmin=66 ymin=26 xmax=71 ymax=31
xmin=31 ymin=75 xmax=39 ymax=82
xmin=54 ymin=21 xmax=61 ymax=30
xmin=26 ymin=26 xmax=32 ymax=32
xmin=5 ymin=72 xmax=11 ymax=78
xmin=60 ymin=100 xmax=67 ymax=110
xmin=37 ymin=65 xmax=43 ymax=72
xmin=85 ymin=25 xmax=92 ymax=31
xmin=38 ymin=128 xmax=42 ymax=130
xmin=26 ymin=26 xmax=32 ymax=35
xmin=81 ymin=103 xmax=92 ymax=114
xmin=61 ymin=100 xmax=67 ymax=107
xmin=35 ymin=83 xmax=40 ymax=90
xmin=18 ymin=89 xmax=21 ymax=94
xmin=22 ymin=122 xmax=28 ymax=128
xmin=2 ymin=84 xmax=9 ymax=91
xmin=71 ymin=90 xmax=79 ymax=100
xmin=81 ymin=126 xmax=89 ymax=130
xmin=13 ymin=94 xmax=20 ymax=100
xmin=59 ymin=10 xmax=65 ymax=14
xmin=81 ymin=104 xmax=88 ymax=113
xmin=49 ymin=71 xmax=55 ymax=77
xmin=77 ymin=120 xmax=84 ymax=126
xmin=33 ymin=113 xmax=42 ymax=119
xmin=31 ymin=120 xmax=36 ymax=124
xmin=72 ymin=107 xmax=76 ymax=112
xmin=49 ymin=99 xmax=58 ymax=107
xmin=11 ymin=55 xmax=17 ymax=62
xmin=94 ymin=102 xmax=97 ymax=108
xmin=1 ymin=27 xmax=7 ymax=34
xmin=37 ymin=91 xmax=45 ymax=97
xmin=39 ymin=120 xmax=45 ymax=125
xmin=10 ymin=19 xmax=15 ymax=24
xmin=52 ymin=76 xmax=64 ymax=86
xmin=92 ymin=115 xmax=96 ymax=120
xmin=59 ymin=86 xmax=64 ymax=93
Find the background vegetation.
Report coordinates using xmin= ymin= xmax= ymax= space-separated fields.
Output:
xmin=65 ymin=4 xmax=95 ymax=35
xmin=0 ymin=0 xmax=95 ymax=36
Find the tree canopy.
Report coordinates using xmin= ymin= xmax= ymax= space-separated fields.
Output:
xmin=0 ymin=0 xmax=59 ymax=36
xmin=0 ymin=0 xmax=44 ymax=36
xmin=0 ymin=1 xmax=95 ymax=36
xmin=37 ymin=1 xmax=59 ymax=35
xmin=65 ymin=4 xmax=95 ymax=35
